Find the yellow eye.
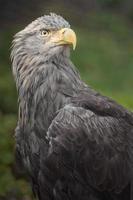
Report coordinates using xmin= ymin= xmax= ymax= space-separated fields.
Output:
xmin=41 ymin=30 xmax=50 ymax=36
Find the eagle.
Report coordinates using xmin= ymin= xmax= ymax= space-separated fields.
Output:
xmin=11 ymin=13 xmax=133 ymax=200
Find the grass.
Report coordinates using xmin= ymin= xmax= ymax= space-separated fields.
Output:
xmin=71 ymin=13 xmax=133 ymax=109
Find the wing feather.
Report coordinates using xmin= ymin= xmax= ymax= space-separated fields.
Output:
xmin=45 ymin=104 xmax=133 ymax=194
xmin=72 ymin=90 xmax=133 ymax=125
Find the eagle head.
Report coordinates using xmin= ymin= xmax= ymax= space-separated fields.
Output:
xmin=11 ymin=13 xmax=76 ymax=64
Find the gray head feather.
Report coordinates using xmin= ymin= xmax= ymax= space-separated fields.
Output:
xmin=24 ymin=13 xmax=70 ymax=32
xmin=11 ymin=13 xmax=71 ymax=89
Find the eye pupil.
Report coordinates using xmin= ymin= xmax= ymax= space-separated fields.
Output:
xmin=43 ymin=31 xmax=47 ymax=35
xmin=41 ymin=30 xmax=49 ymax=36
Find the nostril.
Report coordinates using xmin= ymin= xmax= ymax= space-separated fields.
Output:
xmin=62 ymin=30 xmax=65 ymax=34
xmin=61 ymin=28 xmax=68 ymax=34
xmin=62 ymin=30 xmax=66 ymax=34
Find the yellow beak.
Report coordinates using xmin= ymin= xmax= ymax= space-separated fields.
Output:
xmin=55 ymin=28 xmax=77 ymax=50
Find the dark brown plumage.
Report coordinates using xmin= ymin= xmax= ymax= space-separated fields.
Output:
xmin=11 ymin=13 xmax=133 ymax=200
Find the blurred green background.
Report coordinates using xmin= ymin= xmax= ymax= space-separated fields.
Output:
xmin=0 ymin=0 xmax=133 ymax=199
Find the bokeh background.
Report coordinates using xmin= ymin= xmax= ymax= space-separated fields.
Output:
xmin=0 ymin=0 xmax=133 ymax=199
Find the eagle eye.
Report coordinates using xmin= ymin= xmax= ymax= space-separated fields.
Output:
xmin=40 ymin=29 xmax=50 ymax=36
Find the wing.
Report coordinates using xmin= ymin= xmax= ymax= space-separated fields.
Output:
xmin=38 ymin=104 xmax=133 ymax=200
xmin=71 ymin=89 xmax=133 ymax=126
